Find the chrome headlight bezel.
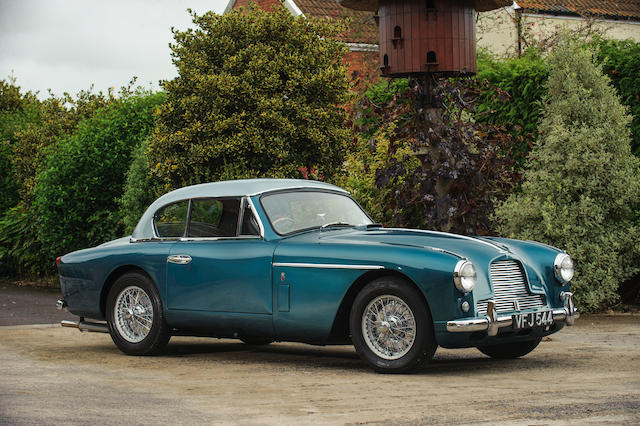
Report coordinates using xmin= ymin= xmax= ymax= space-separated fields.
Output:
xmin=453 ymin=260 xmax=477 ymax=293
xmin=554 ymin=253 xmax=574 ymax=284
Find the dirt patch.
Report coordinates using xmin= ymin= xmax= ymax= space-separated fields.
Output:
xmin=0 ymin=314 xmax=638 ymax=424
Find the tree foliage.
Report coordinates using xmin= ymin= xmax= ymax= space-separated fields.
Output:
xmin=148 ymin=6 xmax=351 ymax=189
xmin=593 ymin=36 xmax=640 ymax=157
xmin=118 ymin=137 xmax=160 ymax=235
xmin=475 ymin=49 xmax=547 ymax=163
xmin=0 ymin=79 xmax=40 ymax=211
xmin=494 ymin=37 xmax=640 ymax=311
xmin=346 ymin=78 xmax=521 ymax=235
xmin=33 ymin=91 xmax=164 ymax=262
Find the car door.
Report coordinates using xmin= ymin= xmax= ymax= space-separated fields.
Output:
xmin=165 ymin=197 xmax=275 ymax=314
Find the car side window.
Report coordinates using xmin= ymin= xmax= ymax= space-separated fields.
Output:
xmin=188 ymin=198 xmax=240 ymax=237
xmin=154 ymin=201 xmax=189 ymax=237
xmin=240 ymin=204 xmax=260 ymax=236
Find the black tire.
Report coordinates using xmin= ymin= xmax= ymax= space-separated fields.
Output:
xmin=240 ymin=337 xmax=274 ymax=346
xmin=477 ymin=338 xmax=542 ymax=359
xmin=106 ymin=271 xmax=170 ymax=356
xmin=350 ymin=276 xmax=437 ymax=373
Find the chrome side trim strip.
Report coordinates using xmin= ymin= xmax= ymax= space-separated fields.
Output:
xmin=272 ymin=262 xmax=384 ymax=270
xmin=422 ymin=246 xmax=464 ymax=259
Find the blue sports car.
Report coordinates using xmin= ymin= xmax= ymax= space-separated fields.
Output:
xmin=57 ymin=179 xmax=578 ymax=373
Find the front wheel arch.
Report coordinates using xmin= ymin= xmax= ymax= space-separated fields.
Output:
xmin=327 ymin=269 xmax=434 ymax=343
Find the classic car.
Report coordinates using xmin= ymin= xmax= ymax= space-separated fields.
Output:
xmin=57 ymin=178 xmax=579 ymax=373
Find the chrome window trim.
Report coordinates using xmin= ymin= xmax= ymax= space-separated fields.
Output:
xmin=137 ymin=195 xmax=264 ymax=242
xmin=245 ymin=196 xmax=265 ymax=239
xmin=152 ymin=199 xmax=190 ymax=239
xmin=259 ymin=189 xmax=374 ymax=237
xmin=248 ymin=186 xmax=349 ymax=197
xmin=178 ymin=236 xmax=262 ymax=242
xmin=272 ymin=262 xmax=384 ymax=270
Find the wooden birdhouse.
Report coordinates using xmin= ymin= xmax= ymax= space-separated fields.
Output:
xmin=340 ymin=0 xmax=511 ymax=77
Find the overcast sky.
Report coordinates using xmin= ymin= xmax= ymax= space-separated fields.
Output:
xmin=0 ymin=0 xmax=229 ymax=98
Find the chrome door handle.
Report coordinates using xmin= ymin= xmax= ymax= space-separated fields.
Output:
xmin=167 ymin=255 xmax=192 ymax=264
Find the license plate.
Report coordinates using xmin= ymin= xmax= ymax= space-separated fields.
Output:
xmin=512 ymin=310 xmax=553 ymax=329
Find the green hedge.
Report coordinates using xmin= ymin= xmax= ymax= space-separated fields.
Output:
xmin=33 ymin=91 xmax=164 ymax=262
xmin=594 ymin=36 xmax=640 ymax=156
xmin=476 ymin=49 xmax=548 ymax=162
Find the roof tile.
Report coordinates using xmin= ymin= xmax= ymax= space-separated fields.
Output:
xmin=295 ymin=0 xmax=378 ymax=43
xmin=518 ymin=0 xmax=640 ymax=21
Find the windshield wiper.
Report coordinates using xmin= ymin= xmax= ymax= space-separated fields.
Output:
xmin=320 ymin=222 xmax=354 ymax=231
xmin=365 ymin=223 xmax=383 ymax=229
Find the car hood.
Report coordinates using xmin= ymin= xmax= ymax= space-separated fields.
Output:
xmin=282 ymin=227 xmax=513 ymax=264
xmin=278 ymin=227 xmax=562 ymax=286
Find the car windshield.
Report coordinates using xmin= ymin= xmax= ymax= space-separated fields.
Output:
xmin=261 ymin=191 xmax=373 ymax=235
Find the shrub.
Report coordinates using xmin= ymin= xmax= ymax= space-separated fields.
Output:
xmin=494 ymin=37 xmax=640 ymax=311
xmin=33 ymin=91 xmax=164 ymax=261
xmin=0 ymin=79 xmax=41 ymax=212
xmin=346 ymin=78 xmax=521 ymax=235
xmin=0 ymin=206 xmax=49 ymax=276
xmin=118 ymin=138 xmax=161 ymax=235
xmin=475 ymin=49 xmax=548 ymax=163
xmin=148 ymin=6 xmax=351 ymax=189
xmin=593 ymin=36 xmax=640 ymax=157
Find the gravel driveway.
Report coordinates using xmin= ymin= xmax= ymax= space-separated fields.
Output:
xmin=0 ymin=284 xmax=638 ymax=424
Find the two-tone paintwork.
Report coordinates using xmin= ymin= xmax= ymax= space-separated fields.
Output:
xmin=58 ymin=179 xmax=571 ymax=348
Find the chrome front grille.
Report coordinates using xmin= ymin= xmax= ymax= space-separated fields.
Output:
xmin=476 ymin=259 xmax=546 ymax=315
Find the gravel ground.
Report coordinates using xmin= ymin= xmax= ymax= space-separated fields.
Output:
xmin=0 ymin=311 xmax=638 ymax=425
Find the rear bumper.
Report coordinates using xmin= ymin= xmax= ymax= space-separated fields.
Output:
xmin=446 ymin=291 xmax=579 ymax=335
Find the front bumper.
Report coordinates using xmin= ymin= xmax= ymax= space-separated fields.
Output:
xmin=446 ymin=291 xmax=579 ymax=336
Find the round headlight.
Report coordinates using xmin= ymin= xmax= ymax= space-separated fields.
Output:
xmin=554 ymin=253 xmax=574 ymax=284
xmin=454 ymin=260 xmax=476 ymax=293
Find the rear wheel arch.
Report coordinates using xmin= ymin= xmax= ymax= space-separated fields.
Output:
xmin=100 ymin=265 xmax=156 ymax=317
xmin=328 ymin=269 xmax=434 ymax=342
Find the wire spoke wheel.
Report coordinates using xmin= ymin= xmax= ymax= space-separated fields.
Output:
xmin=361 ymin=295 xmax=416 ymax=360
xmin=114 ymin=285 xmax=153 ymax=343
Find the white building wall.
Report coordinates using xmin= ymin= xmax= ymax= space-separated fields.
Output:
xmin=477 ymin=7 xmax=640 ymax=57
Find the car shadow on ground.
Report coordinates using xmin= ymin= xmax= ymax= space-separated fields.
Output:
xmin=40 ymin=329 xmax=563 ymax=374
xmin=151 ymin=339 xmax=558 ymax=374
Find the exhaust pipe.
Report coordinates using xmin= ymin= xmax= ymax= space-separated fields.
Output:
xmin=61 ymin=319 xmax=109 ymax=333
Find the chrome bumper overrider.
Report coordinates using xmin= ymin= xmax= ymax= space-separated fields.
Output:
xmin=447 ymin=291 xmax=579 ymax=336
